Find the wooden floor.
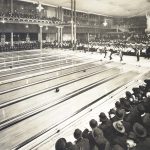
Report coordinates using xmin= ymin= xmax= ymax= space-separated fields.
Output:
xmin=0 ymin=49 xmax=149 ymax=150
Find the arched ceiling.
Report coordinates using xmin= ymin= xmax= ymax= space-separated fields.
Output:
xmin=19 ymin=0 xmax=150 ymax=17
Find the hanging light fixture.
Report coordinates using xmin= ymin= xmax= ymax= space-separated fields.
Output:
xmin=36 ymin=2 xmax=44 ymax=12
xmin=103 ymin=19 xmax=108 ymax=27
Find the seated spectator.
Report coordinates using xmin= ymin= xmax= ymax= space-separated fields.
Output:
xmin=74 ymin=128 xmax=90 ymax=150
xmin=115 ymin=101 xmax=123 ymax=111
xmin=125 ymin=91 xmax=135 ymax=104
xmin=142 ymin=113 xmax=150 ymax=136
xmin=132 ymin=122 xmax=150 ymax=150
xmin=98 ymin=112 xmax=114 ymax=143
xmin=55 ymin=138 xmax=67 ymax=150
xmin=109 ymin=109 xmax=125 ymax=122
xmin=126 ymin=132 xmax=137 ymax=149
xmin=89 ymin=119 xmax=110 ymax=150
xmin=55 ymin=138 xmax=76 ymax=150
xmin=111 ymin=121 xmax=128 ymax=149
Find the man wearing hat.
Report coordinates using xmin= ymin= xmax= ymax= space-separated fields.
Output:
xmin=111 ymin=121 xmax=127 ymax=150
xmin=98 ymin=112 xmax=113 ymax=142
xmin=110 ymin=109 xmax=131 ymax=134
xmin=89 ymin=119 xmax=110 ymax=150
xmin=142 ymin=113 xmax=150 ymax=136
xmin=109 ymin=109 xmax=125 ymax=122
xmin=132 ymin=122 xmax=150 ymax=150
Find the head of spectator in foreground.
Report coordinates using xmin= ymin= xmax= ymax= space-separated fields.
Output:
xmin=146 ymin=92 xmax=150 ymax=98
xmin=115 ymin=109 xmax=125 ymax=120
xmin=133 ymin=122 xmax=147 ymax=139
xmin=89 ymin=119 xmax=98 ymax=129
xmin=113 ymin=121 xmax=125 ymax=134
xmin=82 ymin=128 xmax=89 ymax=139
xmin=126 ymin=91 xmax=133 ymax=99
xmin=74 ymin=129 xmax=82 ymax=140
xmin=115 ymin=101 xmax=122 ymax=110
xmin=99 ymin=112 xmax=108 ymax=123
xmin=119 ymin=97 xmax=126 ymax=106
xmin=137 ymin=104 xmax=145 ymax=115
xmin=126 ymin=132 xmax=137 ymax=149
xmin=55 ymin=138 xmax=67 ymax=150
xmin=123 ymin=101 xmax=131 ymax=113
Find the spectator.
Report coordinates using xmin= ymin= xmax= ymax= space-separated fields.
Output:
xmin=111 ymin=121 xmax=127 ymax=149
xmin=89 ymin=119 xmax=110 ymax=150
xmin=74 ymin=129 xmax=90 ymax=150
xmin=98 ymin=112 xmax=113 ymax=142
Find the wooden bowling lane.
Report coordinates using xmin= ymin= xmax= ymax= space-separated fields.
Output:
xmin=0 ymin=62 xmax=104 ymax=105
xmin=0 ymin=67 xmax=118 ymax=124
xmin=0 ymin=50 xmax=57 ymax=63
xmin=0 ymin=58 xmax=82 ymax=81
xmin=0 ymin=62 xmax=98 ymax=92
xmin=0 ymin=71 xmax=138 ymax=150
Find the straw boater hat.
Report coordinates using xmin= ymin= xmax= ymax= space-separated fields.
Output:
xmin=113 ymin=121 xmax=125 ymax=134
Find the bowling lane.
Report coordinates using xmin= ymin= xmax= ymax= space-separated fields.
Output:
xmin=0 ymin=54 xmax=75 ymax=77
xmin=0 ymin=63 xmax=105 ymax=103
xmin=0 ymin=67 xmax=119 ymax=123
xmin=0 ymin=62 xmax=98 ymax=92
xmin=0 ymin=54 xmax=63 ymax=70
xmin=0 ymin=50 xmax=57 ymax=63
xmin=0 ymin=58 xmax=82 ymax=81
xmin=0 ymin=71 xmax=138 ymax=150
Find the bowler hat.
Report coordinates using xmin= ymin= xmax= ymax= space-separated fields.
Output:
xmin=133 ymin=122 xmax=147 ymax=138
xmin=115 ymin=109 xmax=124 ymax=120
xmin=99 ymin=112 xmax=108 ymax=122
xmin=143 ymin=113 xmax=150 ymax=127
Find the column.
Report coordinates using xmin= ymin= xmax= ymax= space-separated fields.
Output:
xmin=56 ymin=26 xmax=60 ymax=44
xmin=60 ymin=27 xmax=63 ymax=47
xmin=11 ymin=32 xmax=14 ymax=47
xmin=11 ymin=0 xmax=13 ymax=14
xmin=71 ymin=0 xmax=74 ymax=48
xmin=1 ymin=34 xmax=6 ymax=45
xmin=71 ymin=20 xmax=74 ymax=46
xmin=74 ymin=0 xmax=77 ymax=50
xmin=87 ymin=33 xmax=89 ymax=51
xmin=26 ymin=33 xmax=30 ymax=42
xmin=38 ymin=25 xmax=43 ymax=50
xmin=74 ymin=24 xmax=76 ymax=49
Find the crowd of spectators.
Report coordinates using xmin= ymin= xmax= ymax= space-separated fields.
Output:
xmin=0 ymin=42 xmax=40 ymax=52
xmin=0 ymin=10 xmax=61 ymax=24
xmin=55 ymin=79 xmax=150 ymax=150
xmin=76 ymin=41 xmax=150 ymax=58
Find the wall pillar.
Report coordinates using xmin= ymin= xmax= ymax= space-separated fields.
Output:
xmin=1 ymin=34 xmax=6 ymax=45
xmin=38 ymin=25 xmax=43 ymax=49
xmin=11 ymin=32 xmax=14 ymax=47
xmin=11 ymin=0 xmax=13 ymax=14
